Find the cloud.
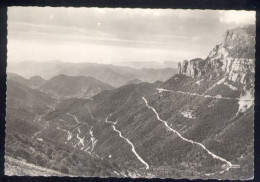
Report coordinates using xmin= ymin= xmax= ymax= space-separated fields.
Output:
xmin=192 ymin=36 xmax=200 ymax=41
xmin=219 ymin=10 xmax=255 ymax=24
xmin=49 ymin=14 xmax=54 ymax=20
xmin=8 ymin=7 xmax=255 ymax=64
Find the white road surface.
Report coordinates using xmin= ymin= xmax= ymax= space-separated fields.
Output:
xmin=142 ymin=97 xmax=240 ymax=172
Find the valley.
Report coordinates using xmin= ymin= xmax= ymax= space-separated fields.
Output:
xmin=5 ymin=25 xmax=255 ymax=179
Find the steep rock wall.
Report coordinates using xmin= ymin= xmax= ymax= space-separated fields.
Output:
xmin=178 ymin=25 xmax=255 ymax=89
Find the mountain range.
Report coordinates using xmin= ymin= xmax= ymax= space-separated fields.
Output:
xmin=8 ymin=73 xmax=46 ymax=88
xmin=7 ymin=62 xmax=177 ymax=87
xmin=5 ymin=25 xmax=254 ymax=179
xmin=40 ymin=74 xmax=114 ymax=99
xmin=114 ymin=61 xmax=179 ymax=69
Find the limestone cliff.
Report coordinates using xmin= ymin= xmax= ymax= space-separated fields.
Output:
xmin=178 ymin=25 xmax=255 ymax=89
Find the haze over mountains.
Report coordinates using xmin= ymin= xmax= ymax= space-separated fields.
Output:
xmin=40 ymin=74 xmax=114 ymax=99
xmin=114 ymin=61 xmax=179 ymax=69
xmin=7 ymin=62 xmax=177 ymax=87
xmin=8 ymin=73 xmax=46 ymax=88
xmin=5 ymin=24 xmax=255 ymax=179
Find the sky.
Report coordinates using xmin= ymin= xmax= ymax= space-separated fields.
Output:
xmin=7 ymin=7 xmax=255 ymax=64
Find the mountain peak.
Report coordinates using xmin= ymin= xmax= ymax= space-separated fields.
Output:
xmin=217 ymin=25 xmax=255 ymax=59
xmin=40 ymin=74 xmax=114 ymax=98
xmin=178 ymin=25 xmax=255 ymax=89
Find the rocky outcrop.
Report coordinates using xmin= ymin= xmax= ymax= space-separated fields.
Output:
xmin=178 ymin=58 xmax=206 ymax=78
xmin=178 ymin=25 xmax=255 ymax=88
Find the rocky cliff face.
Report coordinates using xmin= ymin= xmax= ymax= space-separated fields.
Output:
xmin=178 ymin=25 xmax=255 ymax=89
xmin=178 ymin=58 xmax=206 ymax=78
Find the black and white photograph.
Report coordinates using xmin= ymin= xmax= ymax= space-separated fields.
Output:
xmin=5 ymin=7 xmax=255 ymax=179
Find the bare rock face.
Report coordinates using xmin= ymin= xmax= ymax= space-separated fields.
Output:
xmin=178 ymin=59 xmax=206 ymax=78
xmin=178 ymin=25 xmax=255 ymax=88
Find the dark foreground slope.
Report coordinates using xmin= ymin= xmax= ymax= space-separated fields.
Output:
xmin=6 ymin=80 xmax=54 ymax=136
xmin=5 ymin=80 xmax=123 ymax=177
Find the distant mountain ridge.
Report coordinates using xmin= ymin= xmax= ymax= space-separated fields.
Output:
xmin=125 ymin=79 xmax=143 ymax=85
xmin=40 ymin=74 xmax=114 ymax=98
xmin=8 ymin=62 xmax=177 ymax=87
xmin=114 ymin=61 xmax=179 ymax=69
xmin=8 ymin=73 xmax=46 ymax=88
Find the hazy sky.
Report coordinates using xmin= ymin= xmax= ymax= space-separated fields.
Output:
xmin=8 ymin=7 xmax=255 ymax=64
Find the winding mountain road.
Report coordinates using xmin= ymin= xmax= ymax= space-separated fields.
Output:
xmin=74 ymin=133 xmax=85 ymax=150
xmin=142 ymin=97 xmax=240 ymax=172
xmin=56 ymin=127 xmax=72 ymax=140
xmin=105 ymin=115 xmax=117 ymax=125
xmin=66 ymin=112 xmax=97 ymax=152
xmin=105 ymin=115 xmax=149 ymax=170
xmin=67 ymin=113 xmax=81 ymax=123
xmin=89 ymin=126 xmax=97 ymax=152
xmin=86 ymin=106 xmax=94 ymax=119
xmin=112 ymin=125 xmax=150 ymax=170
xmin=156 ymin=88 xmax=253 ymax=101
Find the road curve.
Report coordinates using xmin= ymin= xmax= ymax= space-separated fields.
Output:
xmin=142 ymin=97 xmax=239 ymax=171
